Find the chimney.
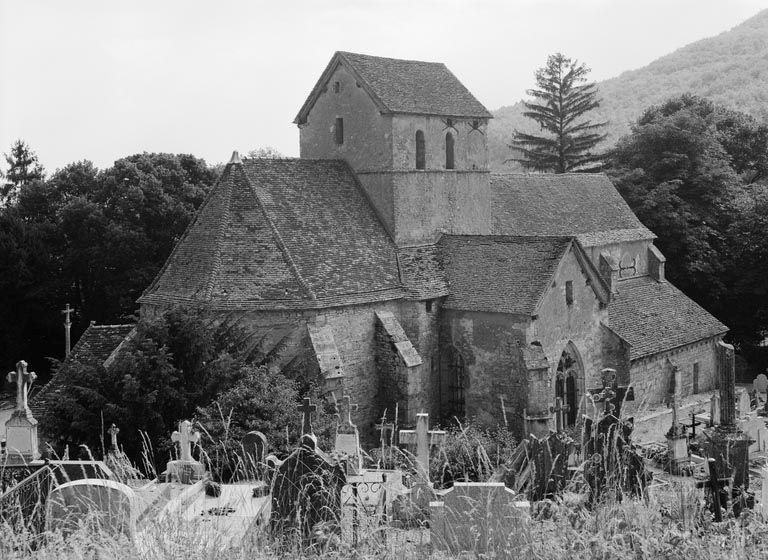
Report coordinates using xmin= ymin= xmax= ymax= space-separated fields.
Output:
xmin=599 ymin=252 xmax=620 ymax=294
xmin=648 ymin=245 xmax=666 ymax=282
xmin=229 ymin=151 xmax=242 ymax=165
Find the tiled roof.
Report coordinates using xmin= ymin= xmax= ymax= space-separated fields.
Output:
xmin=296 ymin=51 xmax=492 ymax=122
xmin=608 ymin=276 xmax=728 ymax=360
xmin=439 ymin=236 xmax=572 ymax=315
xmin=396 ymin=245 xmax=449 ymax=299
xmin=139 ymin=159 xmax=405 ymax=310
xmin=491 ymin=173 xmax=655 ymax=244
xmin=30 ymin=324 xmax=134 ymax=417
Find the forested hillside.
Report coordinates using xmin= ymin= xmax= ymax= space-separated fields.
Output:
xmin=490 ymin=9 xmax=768 ymax=168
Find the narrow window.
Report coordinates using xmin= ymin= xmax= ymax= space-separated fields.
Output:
xmin=333 ymin=81 xmax=340 ymax=93
xmin=334 ymin=117 xmax=344 ymax=145
xmin=565 ymin=281 xmax=574 ymax=306
xmin=425 ymin=298 xmax=433 ymax=313
xmin=693 ymin=362 xmax=700 ymax=393
xmin=445 ymin=132 xmax=455 ymax=169
xmin=415 ymin=130 xmax=426 ymax=170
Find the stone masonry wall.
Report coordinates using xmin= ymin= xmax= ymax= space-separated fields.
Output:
xmin=626 ymin=336 xmax=721 ymax=412
xmin=391 ymin=115 xmax=488 ymax=171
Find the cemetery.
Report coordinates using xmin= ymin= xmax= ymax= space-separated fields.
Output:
xmin=2 ymin=344 xmax=768 ymax=558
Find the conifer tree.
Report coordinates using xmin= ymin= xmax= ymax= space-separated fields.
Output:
xmin=2 ymin=139 xmax=45 ymax=204
xmin=511 ymin=53 xmax=607 ymax=173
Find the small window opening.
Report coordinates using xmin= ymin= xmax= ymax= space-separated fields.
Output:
xmin=445 ymin=132 xmax=455 ymax=169
xmin=565 ymin=281 xmax=574 ymax=306
xmin=415 ymin=130 xmax=426 ymax=170
xmin=333 ymin=81 xmax=340 ymax=93
xmin=446 ymin=118 xmax=453 ymax=128
xmin=425 ymin=299 xmax=433 ymax=313
xmin=335 ymin=117 xmax=344 ymax=145
xmin=693 ymin=362 xmax=700 ymax=393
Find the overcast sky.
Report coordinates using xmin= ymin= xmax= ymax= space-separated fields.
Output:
xmin=1 ymin=0 xmax=765 ymax=172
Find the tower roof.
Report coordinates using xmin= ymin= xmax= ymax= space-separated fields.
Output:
xmin=295 ymin=51 xmax=492 ymax=123
xmin=139 ymin=158 xmax=405 ymax=310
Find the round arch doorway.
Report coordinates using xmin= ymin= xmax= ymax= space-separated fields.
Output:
xmin=554 ymin=342 xmax=584 ymax=427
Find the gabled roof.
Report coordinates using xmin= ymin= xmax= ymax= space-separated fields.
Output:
xmin=490 ymin=173 xmax=655 ymax=246
xmin=295 ymin=51 xmax=492 ymax=123
xmin=139 ymin=158 xmax=405 ymax=310
xmin=608 ymin=276 xmax=728 ymax=360
xmin=439 ymin=235 xmax=609 ymax=316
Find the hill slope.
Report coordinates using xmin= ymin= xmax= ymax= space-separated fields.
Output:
xmin=489 ymin=9 xmax=768 ymax=169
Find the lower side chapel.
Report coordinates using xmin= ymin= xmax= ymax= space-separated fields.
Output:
xmin=112 ymin=52 xmax=727 ymax=438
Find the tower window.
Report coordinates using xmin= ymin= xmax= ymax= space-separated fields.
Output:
xmin=565 ymin=281 xmax=574 ymax=306
xmin=415 ymin=130 xmax=425 ymax=170
xmin=333 ymin=81 xmax=340 ymax=93
xmin=334 ymin=117 xmax=344 ymax=145
xmin=445 ymin=132 xmax=455 ymax=169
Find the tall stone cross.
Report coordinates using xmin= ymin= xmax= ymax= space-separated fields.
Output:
xmin=7 ymin=360 xmax=36 ymax=413
xmin=297 ymin=397 xmax=317 ymax=436
xmin=338 ymin=394 xmax=358 ymax=432
xmin=550 ymin=397 xmax=570 ymax=433
xmin=62 ymin=303 xmax=74 ymax=357
xmin=588 ymin=368 xmax=634 ymax=418
xmin=399 ymin=412 xmax=446 ymax=483
xmin=108 ymin=423 xmax=120 ymax=452
xmin=171 ymin=420 xmax=200 ymax=462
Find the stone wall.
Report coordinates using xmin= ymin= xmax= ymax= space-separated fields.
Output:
xmin=391 ymin=115 xmax=488 ymax=171
xmin=526 ymin=247 xmax=608 ymax=414
xmin=299 ymin=64 xmax=393 ymax=171
xmin=626 ymin=336 xmax=721 ymax=411
xmin=584 ymin=239 xmax=652 ymax=280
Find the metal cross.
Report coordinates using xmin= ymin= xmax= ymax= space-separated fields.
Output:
xmin=339 ymin=394 xmax=358 ymax=429
xmin=550 ymin=397 xmax=571 ymax=433
xmin=108 ymin=424 xmax=120 ymax=451
xmin=171 ymin=420 xmax=200 ymax=462
xmin=297 ymin=397 xmax=317 ymax=435
xmin=62 ymin=303 xmax=74 ymax=357
xmin=588 ymin=368 xmax=634 ymax=417
xmin=6 ymin=360 xmax=36 ymax=412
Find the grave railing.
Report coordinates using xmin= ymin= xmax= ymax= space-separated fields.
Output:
xmin=0 ymin=464 xmax=55 ymax=535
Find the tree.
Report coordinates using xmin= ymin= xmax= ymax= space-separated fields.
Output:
xmin=247 ymin=146 xmax=283 ymax=159
xmin=2 ymin=140 xmax=45 ymax=204
xmin=511 ymin=53 xmax=607 ymax=173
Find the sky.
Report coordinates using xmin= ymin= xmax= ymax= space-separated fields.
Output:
xmin=1 ymin=0 xmax=766 ymax=172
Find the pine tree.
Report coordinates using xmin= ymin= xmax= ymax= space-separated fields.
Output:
xmin=2 ymin=139 xmax=45 ymax=204
xmin=511 ymin=53 xmax=607 ymax=173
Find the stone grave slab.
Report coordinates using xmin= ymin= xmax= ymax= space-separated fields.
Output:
xmin=242 ymin=431 xmax=267 ymax=479
xmin=46 ymin=478 xmax=137 ymax=538
xmin=740 ymin=415 xmax=768 ymax=454
xmin=754 ymin=374 xmax=768 ymax=396
xmin=738 ymin=389 xmax=752 ymax=418
xmin=430 ymin=482 xmax=529 ymax=554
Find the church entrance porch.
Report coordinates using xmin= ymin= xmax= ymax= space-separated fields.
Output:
xmin=555 ymin=343 xmax=584 ymax=428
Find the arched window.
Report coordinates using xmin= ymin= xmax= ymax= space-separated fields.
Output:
xmin=415 ymin=130 xmax=426 ymax=170
xmin=445 ymin=132 xmax=455 ymax=169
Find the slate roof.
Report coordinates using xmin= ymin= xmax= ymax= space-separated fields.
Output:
xmin=490 ymin=173 xmax=655 ymax=246
xmin=439 ymin=236 xmax=573 ymax=315
xmin=30 ymin=323 xmax=134 ymax=417
xmin=608 ymin=276 xmax=728 ymax=360
xmin=396 ymin=245 xmax=450 ymax=299
xmin=296 ymin=51 xmax=492 ymax=123
xmin=139 ymin=158 xmax=405 ymax=309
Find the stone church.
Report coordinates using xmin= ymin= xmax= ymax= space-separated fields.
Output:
xmin=136 ymin=51 xmax=727 ymax=436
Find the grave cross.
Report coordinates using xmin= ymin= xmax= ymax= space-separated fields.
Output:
xmin=6 ymin=360 xmax=36 ymax=412
xmin=399 ymin=412 xmax=446 ymax=482
xmin=375 ymin=412 xmax=395 ymax=448
xmin=550 ymin=397 xmax=570 ymax=433
xmin=108 ymin=424 xmax=120 ymax=452
xmin=695 ymin=457 xmax=727 ymax=522
xmin=171 ymin=420 xmax=200 ymax=462
xmin=684 ymin=411 xmax=703 ymax=438
xmin=297 ymin=397 xmax=317 ymax=436
xmin=588 ymin=368 xmax=634 ymax=418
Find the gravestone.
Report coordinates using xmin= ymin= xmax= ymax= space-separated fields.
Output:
xmin=754 ymin=374 xmax=768 ymax=397
xmin=270 ymin=398 xmax=346 ymax=547
xmin=710 ymin=392 xmax=721 ymax=426
xmin=46 ymin=479 xmax=137 ymax=538
xmin=741 ymin=416 xmax=768 ymax=454
xmin=398 ymin=413 xmax=446 ymax=485
xmin=334 ymin=395 xmax=362 ymax=474
xmin=430 ymin=482 xmax=529 ymax=554
xmin=242 ymin=431 xmax=268 ymax=478
xmin=166 ymin=420 xmax=205 ymax=484
xmin=527 ymin=432 xmax=573 ymax=502
xmin=5 ymin=360 xmax=40 ymax=463
xmin=738 ymin=389 xmax=752 ymax=418
xmin=760 ymin=463 xmax=768 ymax=520
xmin=666 ymin=364 xmax=688 ymax=474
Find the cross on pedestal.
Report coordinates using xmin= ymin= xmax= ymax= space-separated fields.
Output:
xmin=399 ymin=412 xmax=446 ymax=483
xmin=550 ymin=397 xmax=570 ymax=433
xmin=297 ymin=397 xmax=317 ymax=436
xmin=588 ymin=368 xmax=634 ymax=418
xmin=6 ymin=360 xmax=37 ymax=413
xmin=171 ymin=420 xmax=200 ymax=462
xmin=108 ymin=423 xmax=120 ymax=452
xmin=61 ymin=304 xmax=74 ymax=357
xmin=338 ymin=394 xmax=358 ymax=430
